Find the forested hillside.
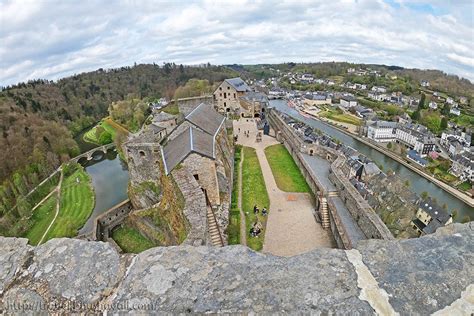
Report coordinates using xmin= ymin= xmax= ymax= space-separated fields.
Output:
xmin=0 ymin=63 xmax=237 ymax=218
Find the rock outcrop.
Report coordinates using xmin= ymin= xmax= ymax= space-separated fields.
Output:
xmin=0 ymin=223 xmax=473 ymax=314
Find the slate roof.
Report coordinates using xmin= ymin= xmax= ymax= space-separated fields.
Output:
xmin=186 ymin=103 xmax=225 ymax=136
xmin=153 ymin=111 xmax=177 ymax=123
xmin=240 ymin=91 xmax=268 ymax=103
xmin=162 ymin=126 xmax=215 ymax=175
xmin=128 ymin=124 xmax=165 ymax=144
xmin=225 ymin=77 xmax=251 ymax=92
xmin=363 ymin=162 xmax=381 ymax=176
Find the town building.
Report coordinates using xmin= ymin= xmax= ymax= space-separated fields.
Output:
xmin=449 ymin=153 xmax=474 ymax=182
xmin=441 ymin=129 xmax=471 ymax=152
xmin=420 ymin=80 xmax=430 ymax=87
xmin=368 ymin=91 xmax=387 ymax=102
xmin=367 ymin=121 xmax=398 ymax=142
xmin=367 ymin=120 xmax=436 ymax=156
xmin=340 ymin=95 xmax=358 ymax=108
xmin=428 ymin=101 xmax=438 ymax=110
xmin=450 ymin=106 xmax=461 ymax=116
xmin=411 ymin=199 xmax=452 ymax=236
xmin=371 ymin=86 xmax=387 ymax=93
xmin=213 ymin=77 xmax=251 ymax=114
xmin=303 ymin=93 xmax=332 ymax=106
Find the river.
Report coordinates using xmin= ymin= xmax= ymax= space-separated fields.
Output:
xmin=269 ymin=99 xmax=473 ymax=221
xmin=74 ymin=130 xmax=129 ymax=235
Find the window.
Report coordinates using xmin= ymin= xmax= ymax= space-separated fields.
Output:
xmin=219 ymin=87 xmax=222 ymax=91
xmin=224 ymin=92 xmax=227 ymax=98
xmin=224 ymin=102 xmax=226 ymax=107
xmin=193 ymin=174 xmax=199 ymax=181
xmin=139 ymin=150 xmax=145 ymax=157
xmin=234 ymin=93 xmax=236 ymax=98
xmin=219 ymin=93 xmax=222 ymax=97
xmin=227 ymin=86 xmax=230 ymax=90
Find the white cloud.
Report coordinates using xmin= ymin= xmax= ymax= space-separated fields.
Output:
xmin=0 ymin=0 xmax=473 ymax=85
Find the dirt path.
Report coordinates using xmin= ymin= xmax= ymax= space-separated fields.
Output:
xmin=237 ymin=148 xmax=247 ymax=246
xmin=31 ymin=187 xmax=57 ymax=212
xmin=38 ymin=168 xmax=64 ymax=245
xmin=234 ymin=119 xmax=334 ymax=257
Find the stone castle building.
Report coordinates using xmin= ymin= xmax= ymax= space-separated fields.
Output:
xmin=123 ymin=102 xmax=233 ymax=246
xmin=213 ymin=77 xmax=251 ymax=114
xmin=213 ymin=77 xmax=268 ymax=118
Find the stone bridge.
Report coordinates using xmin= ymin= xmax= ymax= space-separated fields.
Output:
xmin=71 ymin=143 xmax=116 ymax=163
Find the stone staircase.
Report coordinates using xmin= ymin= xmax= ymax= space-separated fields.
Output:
xmin=207 ymin=206 xmax=224 ymax=247
xmin=319 ymin=197 xmax=330 ymax=229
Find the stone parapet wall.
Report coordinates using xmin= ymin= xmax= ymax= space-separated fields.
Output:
xmin=176 ymin=95 xmax=214 ymax=117
xmin=268 ymin=109 xmax=393 ymax=242
xmin=329 ymin=156 xmax=394 ymax=240
xmin=93 ymin=199 xmax=133 ymax=241
xmin=0 ymin=223 xmax=472 ymax=314
xmin=172 ymin=168 xmax=208 ymax=246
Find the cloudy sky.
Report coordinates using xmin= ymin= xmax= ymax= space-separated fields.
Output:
xmin=1 ymin=0 xmax=473 ymax=85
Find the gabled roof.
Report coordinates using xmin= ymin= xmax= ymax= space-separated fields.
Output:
xmin=153 ymin=111 xmax=177 ymax=123
xmin=185 ymin=103 xmax=225 ymax=136
xmin=162 ymin=127 xmax=215 ymax=175
xmin=225 ymin=77 xmax=251 ymax=92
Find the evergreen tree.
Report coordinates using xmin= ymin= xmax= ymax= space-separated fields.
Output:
xmin=440 ymin=117 xmax=448 ymax=130
xmin=418 ymin=93 xmax=426 ymax=109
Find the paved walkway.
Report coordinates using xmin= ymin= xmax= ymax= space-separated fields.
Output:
xmin=234 ymin=119 xmax=334 ymax=257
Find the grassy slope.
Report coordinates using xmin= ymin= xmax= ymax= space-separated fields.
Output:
xmin=264 ymin=144 xmax=311 ymax=193
xmin=241 ymin=147 xmax=270 ymax=251
xmin=83 ymin=119 xmax=119 ymax=144
xmin=24 ymin=195 xmax=57 ymax=245
xmin=319 ymin=109 xmax=362 ymax=126
xmin=162 ymin=103 xmax=180 ymax=115
xmin=112 ymin=225 xmax=155 ymax=253
xmin=44 ymin=168 xmax=95 ymax=241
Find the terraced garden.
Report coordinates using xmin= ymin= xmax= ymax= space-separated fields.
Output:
xmin=264 ymin=144 xmax=311 ymax=193
xmin=24 ymin=195 xmax=58 ymax=245
xmin=241 ymin=146 xmax=270 ymax=251
xmin=43 ymin=165 xmax=95 ymax=242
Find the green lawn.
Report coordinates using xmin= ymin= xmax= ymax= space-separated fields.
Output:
xmin=265 ymin=144 xmax=311 ymax=193
xmin=319 ymin=108 xmax=362 ymax=126
xmin=241 ymin=147 xmax=270 ymax=251
xmin=112 ymin=225 xmax=155 ymax=253
xmin=162 ymin=103 xmax=180 ymax=115
xmin=227 ymin=210 xmax=241 ymax=245
xmin=228 ymin=145 xmax=242 ymax=245
xmin=83 ymin=119 xmax=118 ymax=145
xmin=457 ymin=181 xmax=472 ymax=192
xmin=43 ymin=167 xmax=95 ymax=241
xmin=24 ymin=195 xmax=57 ymax=245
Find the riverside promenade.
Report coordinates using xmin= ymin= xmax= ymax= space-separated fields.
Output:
xmin=318 ymin=117 xmax=474 ymax=208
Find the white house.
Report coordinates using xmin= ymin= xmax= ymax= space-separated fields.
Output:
xmin=450 ymin=107 xmax=461 ymax=116
xmin=367 ymin=121 xmax=398 ymax=142
xmin=340 ymin=95 xmax=358 ymax=108
xmin=371 ymin=86 xmax=387 ymax=93
xmin=421 ymin=80 xmax=430 ymax=87
xmin=368 ymin=91 xmax=387 ymax=101
xmin=428 ymin=101 xmax=438 ymax=110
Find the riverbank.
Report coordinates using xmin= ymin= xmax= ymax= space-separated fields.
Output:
xmin=315 ymin=117 xmax=474 ymax=208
